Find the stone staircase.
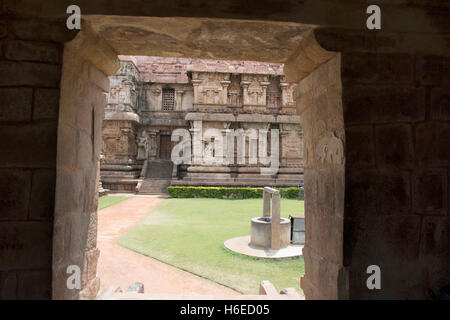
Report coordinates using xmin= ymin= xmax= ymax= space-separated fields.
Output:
xmin=138 ymin=160 xmax=173 ymax=195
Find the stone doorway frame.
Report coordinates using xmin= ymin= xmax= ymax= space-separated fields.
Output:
xmin=53 ymin=17 xmax=345 ymax=299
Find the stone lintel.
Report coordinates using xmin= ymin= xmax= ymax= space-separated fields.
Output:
xmin=66 ymin=22 xmax=120 ymax=76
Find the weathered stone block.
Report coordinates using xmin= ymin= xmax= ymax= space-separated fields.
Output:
xmin=82 ymin=248 xmax=100 ymax=286
xmin=79 ymin=277 xmax=100 ymax=300
xmin=302 ymin=247 xmax=342 ymax=299
xmin=412 ymin=169 xmax=447 ymax=215
xmin=420 ymin=217 xmax=450 ymax=259
xmin=345 ymin=215 xmax=421 ymax=266
xmin=378 ymin=170 xmax=411 ymax=216
xmin=4 ymin=40 xmax=61 ymax=64
xmin=416 ymin=122 xmax=450 ymax=166
xmin=345 ymin=125 xmax=375 ymax=167
xmin=430 ymin=87 xmax=450 ymax=121
xmin=0 ymin=122 xmax=57 ymax=168
xmin=10 ymin=18 xmax=77 ymax=43
xmin=76 ymin=131 xmax=94 ymax=170
xmin=375 ymin=124 xmax=413 ymax=168
xmin=0 ymin=222 xmax=52 ymax=271
xmin=33 ymin=88 xmax=60 ymax=120
xmin=0 ymin=87 xmax=32 ymax=122
xmin=76 ymin=97 xmax=94 ymax=135
xmin=307 ymin=211 xmax=343 ymax=265
xmin=346 ymin=168 xmax=411 ymax=217
xmin=56 ymin=123 xmax=77 ymax=169
xmin=29 ymin=169 xmax=56 ymax=221
xmin=0 ymin=169 xmax=31 ymax=221
xmin=54 ymin=168 xmax=84 ymax=218
xmin=343 ymin=85 xmax=425 ymax=124
xmin=416 ymin=55 xmax=450 ymax=86
xmin=0 ymin=61 xmax=61 ymax=87
xmin=0 ymin=21 xmax=7 ymax=39
xmin=342 ymin=52 xmax=413 ymax=84
xmin=17 ymin=269 xmax=51 ymax=299
xmin=333 ymin=167 xmax=345 ymax=219
xmin=316 ymin=169 xmax=335 ymax=215
xmin=0 ymin=271 xmax=17 ymax=299
xmin=315 ymin=28 xmax=378 ymax=53
xmin=89 ymin=64 xmax=110 ymax=92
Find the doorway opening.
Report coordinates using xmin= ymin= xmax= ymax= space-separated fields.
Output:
xmin=53 ymin=16 xmax=344 ymax=300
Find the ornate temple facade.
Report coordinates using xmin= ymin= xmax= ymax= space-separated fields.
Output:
xmin=101 ymin=56 xmax=303 ymax=193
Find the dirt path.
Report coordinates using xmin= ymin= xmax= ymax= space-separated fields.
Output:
xmin=96 ymin=195 xmax=240 ymax=296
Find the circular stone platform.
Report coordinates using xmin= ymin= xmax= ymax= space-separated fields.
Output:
xmin=224 ymin=236 xmax=303 ymax=259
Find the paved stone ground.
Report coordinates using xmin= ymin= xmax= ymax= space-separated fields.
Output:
xmin=96 ymin=195 xmax=240 ymax=296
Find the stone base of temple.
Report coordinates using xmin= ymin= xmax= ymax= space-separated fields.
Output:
xmin=173 ymin=165 xmax=303 ymax=187
xmin=102 ymin=178 xmax=141 ymax=193
xmin=100 ymin=164 xmax=142 ymax=192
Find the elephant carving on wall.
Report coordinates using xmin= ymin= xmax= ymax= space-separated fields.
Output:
xmin=314 ymin=121 xmax=344 ymax=165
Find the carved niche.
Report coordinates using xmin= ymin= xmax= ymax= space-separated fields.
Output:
xmin=266 ymin=76 xmax=281 ymax=109
xmin=227 ymin=74 xmax=242 ymax=107
xmin=196 ymin=73 xmax=223 ymax=105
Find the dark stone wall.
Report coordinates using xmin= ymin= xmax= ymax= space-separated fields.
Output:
xmin=0 ymin=16 xmax=74 ymax=299
xmin=315 ymin=27 xmax=450 ymax=298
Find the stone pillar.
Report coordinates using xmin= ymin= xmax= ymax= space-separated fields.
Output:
xmin=53 ymin=23 xmax=120 ymax=300
xmin=263 ymin=191 xmax=271 ymax=218
xmin=192 ymin=78 xmax=202 ymax=105
xmin=175 ymin=90 xmax=184 ymax=111
xmin=241 ymin=81 xmax=250 ymax=105
xmin=280 ymin=82 xmax=289 ymax=106
xmin=284 ymin=30 xmax=344 ymax=300
xmin=260 ymin=81 xmax=270 ymax=106
xmin=190 ymin=120 xmax=203 ymax=165
xmin=220 ymin=80 xmax=231 ymax=105
xmin=148 ymin=131 xmax=157 ymax=160
xmin=279 ymin=127 xmax=289 ymax=168
xmin=271 ymin=192 xmax=281 ymax=250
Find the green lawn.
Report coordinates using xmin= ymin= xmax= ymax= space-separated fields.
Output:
xmin=98 ymin=195 xmax=132 ymax=210
xmin=118 ymin=198 xmax=305 ymax=294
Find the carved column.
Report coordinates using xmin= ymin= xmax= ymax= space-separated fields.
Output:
xmin=148 ymin=131 xmax=158 ymax=160
xmin=241 ymin=81 xmax=250 ymax=105
xmin=176 ymin=90 xmax=184 ymax=111
xmin=192 ymin=76 xmax=202 ymax=106
xmin=280 ymin=82 xmax=289 ymax=107
xmin=189 ymin=120 xmax=203 ymax=164
xmin=220 ymin=80 xmax=231 ymax=105
xmin=279 ymin=124 xmax=290 ymax=168
xmin=260 ymin=81 xmax=270 ymax=106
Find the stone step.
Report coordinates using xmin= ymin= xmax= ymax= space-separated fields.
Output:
xmin=139 ymin=179 xmax=171 ymax=194
xmin=96 ymin=281 xmax=304 ymax=300
xmin=145 ymin=160 xmax=173 ymax=179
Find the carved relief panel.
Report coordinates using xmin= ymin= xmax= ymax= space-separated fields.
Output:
xmin=193 ymin=72 xmax=231 ymax=105
xmin=241 ymin=74 xmax=268 ymax=106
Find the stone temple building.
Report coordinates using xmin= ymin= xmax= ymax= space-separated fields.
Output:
xmin=101 ymin=56 xmax=303 ymax=193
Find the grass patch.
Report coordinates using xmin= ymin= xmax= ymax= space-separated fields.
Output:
xmin=98 ymin=195 xmax=132 ymax=210
xmin=118 ymin=198 xmax=304 ymax=294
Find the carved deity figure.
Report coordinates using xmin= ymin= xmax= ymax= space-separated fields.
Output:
xmin=136 ymin=129 xmax=149 ymax=160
